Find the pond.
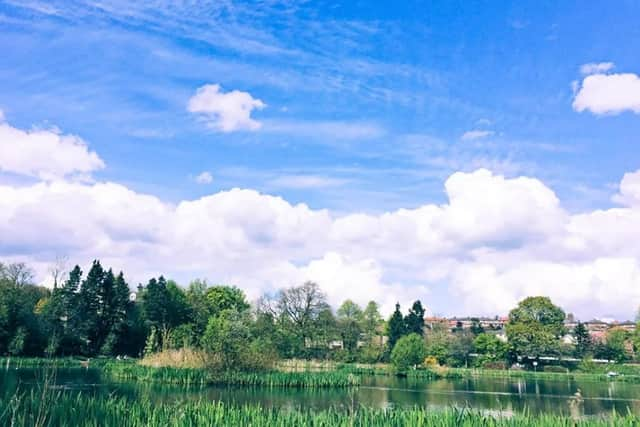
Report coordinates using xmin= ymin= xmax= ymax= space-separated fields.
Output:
xmin=2 ymin=368 xmax=640 ymax=417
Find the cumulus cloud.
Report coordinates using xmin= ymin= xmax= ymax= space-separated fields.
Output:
xmin=461 ymin=130 xmax=494 ymax=140
xmin=580 ymin=62 xmax=614 ymax=75
xmin=5 ymin=133 xmax=640 ymax=318
xmin=187 ymin=84 xmax=266 ymax=132
xmin=573 ymin=72 xmax=640 ymax=115
xmin=194 ymin=171 xmax=213 ymax=184
xmin=0 ymin=118 xmax=104 ymax=179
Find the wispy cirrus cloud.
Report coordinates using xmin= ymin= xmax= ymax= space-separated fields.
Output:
xmin=267 ymin=174 xmax=349 ymax=189
xmin=461 ymin=130 xmax=494 ymax=141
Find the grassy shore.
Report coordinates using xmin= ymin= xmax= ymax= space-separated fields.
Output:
xmin=104 ymin=362 xmax=360 ymax=387
xmin=4 ymin=357 xmax=640 ymax=385
xmin=1 ymin=393 xmax=638 ymax=427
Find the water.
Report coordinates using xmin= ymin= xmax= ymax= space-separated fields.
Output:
xmin=2 ymin=368 xmax=640 ymax=417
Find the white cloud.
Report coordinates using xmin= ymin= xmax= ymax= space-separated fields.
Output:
xmin=580 ymin=62 xmax=615 ymax=75
xmin=573 ymin=72 xmax=640 ymax=115
xmin=194 ymin=171 xmax=213 ymax=184
xmin=461 ymin=130 xmax=494 ymax=141
xmin=612 ymin=169 xmax=640 ymax=207
xmin=0 ymin=118 xmax=104 ymax=179
xmin=187 ymin=84 xmax=266 ymax=132
xmin=5 ymin=122 xmax=640 ymax=319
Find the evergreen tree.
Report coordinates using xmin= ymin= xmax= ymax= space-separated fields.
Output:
xmin=57 ymin=265 xmax=83 ymax=354
xmin=405 ymin=300 xmax=426 ymax=336
xmin=387 ymin=303 xmax=406 ymax=350
xmin=78 ymin=260 xmax=105 ymax=355
xmin=574 ymin=322 xmax=592 ymax=357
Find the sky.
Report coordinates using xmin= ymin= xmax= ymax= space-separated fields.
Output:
xmin=1 ymin=0 xmax=640 ymax=320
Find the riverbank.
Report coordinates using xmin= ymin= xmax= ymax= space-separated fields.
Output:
xmin=1 ymin=393 xmax=637 ymax=427
xmin=3 ymin=357 xmax=640 ymax=385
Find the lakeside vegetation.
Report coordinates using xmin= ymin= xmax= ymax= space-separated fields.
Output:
xmin=3 ymin=260 xmax=640 ymax=424
xmin=2 ymin=393 xmax=639 ymax=427
xmin=2 ymin=260 xmax=639 ymax=373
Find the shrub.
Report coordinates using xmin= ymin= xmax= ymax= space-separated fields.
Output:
xmin=391 ymin=333 xmax=426 ymax=373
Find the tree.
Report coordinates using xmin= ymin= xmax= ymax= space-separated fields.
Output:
xmin=202 ymin=309 xmax=253 ymax=370
xmin=205 ymin=285 xmax=250 ymax=314
xmin=506 ymin=296 xmax=566 ymax=360
xmin=337 ymin=300 xmax=363 ymax=353
xmin=470 ymin=318 xmax=484 ymax=335
xmin=361 ymin=301 xmax=383 ymax=338
xmin=48 ymin=254 xmax=68 ymax=290
xmin=140 ymin=276 xmax=190 ymax=351
xmin=0 ymin=262 xmax=49 ymax=356
xmin=77 ymin=260 xmax=104 ymax=355
xmin=597 ymin=328 xmax=629 ymax=363
xmin=1 ymin=262 xmax=34 ymax=287
xmin=391 ymin=333 xmax=426 ymax=373
xmin=424 ymin=322 xmax=451 ymax=365
xmin=260 ymin=281 xmax=330 ymax=358
xmin=387 ymin=303 xmax=406 ymax=350
xmin=448 ymin=331 xmax=475 ymax=367
xmin=574 ymin=322 xmax=592 ymax=357
xmin=473 ymin=333 xmax=508 ymax=364
xmin=405 ymin=300 xmax=425 ymax=336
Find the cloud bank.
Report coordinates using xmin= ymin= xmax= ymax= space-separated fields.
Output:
xmin=3 ymin=120 xmax=640 ymax=319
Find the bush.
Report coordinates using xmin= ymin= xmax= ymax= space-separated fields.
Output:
xmin=391 ymin=333 xmax=426 ymax=373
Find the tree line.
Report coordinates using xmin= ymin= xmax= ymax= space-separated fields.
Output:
xmin=1 ymin=261 xmax=639 ymax=371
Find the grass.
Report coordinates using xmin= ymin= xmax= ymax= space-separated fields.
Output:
xmin=1 ymin=393 xmax=638 ymax=427
xmin=140 ymin=348 xmax=209 ymax=369
xmin=0 ymin=357 xmax=104 ymax=369
xmin=104 ymin=363 xmax=360 ymax=387
xmin=445 ymin=367 xmax=640 ymax=383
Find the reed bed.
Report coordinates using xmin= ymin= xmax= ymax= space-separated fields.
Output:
xmin=0 ymin=357 xmax=104 ymax=369
xmin=104 ymin=363 xmax=360 ymax=387
xmin=447 ymin=368 xmax=640 ymax=383
xmin=1 ymin=393 xmax=638 ymax=427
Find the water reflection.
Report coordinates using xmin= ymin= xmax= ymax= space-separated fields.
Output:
xmin=2 ymin=368 xmax=639 ymax=417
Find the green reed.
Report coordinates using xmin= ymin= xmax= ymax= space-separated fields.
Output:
xmin=1 ymin=393 xmax=638 ymax=427
xmin=104 ymin=363 xmax=360 ymax=387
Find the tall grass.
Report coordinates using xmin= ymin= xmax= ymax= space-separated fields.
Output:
xmin=104 ymin=363 xmax=360 ymax=387
xmin=1 ymin=393 xmax=638 ymax=427
xmin=447 ymin=368 xmax=640 ymax=383
xmin=0 ymin=357 xmax=105 ymax=369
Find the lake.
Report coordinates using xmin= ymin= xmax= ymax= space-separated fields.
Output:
xmin=2 ymin=368 xmax=639 ymax=417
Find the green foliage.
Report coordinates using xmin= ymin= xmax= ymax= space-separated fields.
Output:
xmin=473 ymin=333 xmax=508 ymax=365
xmin=404 ymin=300 xmax=426 ymax=336
xmin=336 ymin=299 xmax=363 ymax=353
xmin=105 ymin=363 xmax=358 ymax=387
xmin=506 ymin=296 xmax=565 ymax=359
xmin=4 ymin=394 xmax=640 ymax=427
xmin=258 ymin=281 xmax=334 ymax=359
xmin=391 ymin=333 xmax=426 ymax=373
xmin=205 ymin=285 xmax=250 ymax=314
xmin=387 ymin=303 xmax=405 ymax=350
xmin=574 ymin=322 xmax=591 ymax=357
xmin=202 ymin=309 xmax=254 ymax=370
xmin=594 ymin=328 xmax=630 ymax=363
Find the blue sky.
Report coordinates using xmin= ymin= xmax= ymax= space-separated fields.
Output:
xmin=2 ymin=1 xmax=640 ymax=318
xmin=2 ymin=0 xmax=639 ymax=211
